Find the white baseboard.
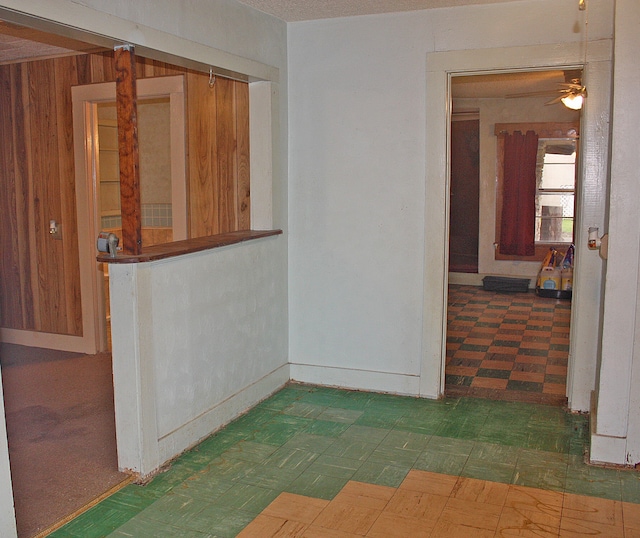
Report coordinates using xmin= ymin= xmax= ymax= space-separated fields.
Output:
xmin=589 ymin=432 xmax=627 ymax=465
xmin=157 ymin=363 xmax=290 ymax=465
xmin=289 ymin=363 xmax=420 ymax=396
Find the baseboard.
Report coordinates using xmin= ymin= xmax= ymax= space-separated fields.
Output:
xmin=0 ymin=328 xmax=96 ymax=354
xmin=289 ymin=363 xmax=420 ymax=396
xmin=448 ymin=272 xmax=483 ymax=286
xmin=157 ymin=363 xmax=290 ymax=465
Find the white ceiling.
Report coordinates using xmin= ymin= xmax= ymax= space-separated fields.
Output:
xmin=233 ymin=0 xmax=521 ymax=22
xmin=0 ymin=2 xmax=577 ymax=100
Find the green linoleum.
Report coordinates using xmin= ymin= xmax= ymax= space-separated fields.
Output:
xmin=414 ymin=450 xmax=469 ymax=475
xmin=351 ymin=460 xmax=411 ymax=487
xmin=285 ymin=470 xmax=350 ymax=499
xmin=53 ymin=384 xmax=634 ymax=537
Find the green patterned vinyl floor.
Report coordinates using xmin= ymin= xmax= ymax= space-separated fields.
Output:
xmin=50 ymin=384 xmax=640 ymax=537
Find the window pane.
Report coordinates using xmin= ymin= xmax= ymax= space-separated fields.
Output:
xmin=536 ymin=193 xmax=574 ymax=242
xmin=540 ymin=151 xmax=576 ymax=190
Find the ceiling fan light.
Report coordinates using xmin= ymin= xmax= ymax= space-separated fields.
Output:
xmin=561 ymin=93 xmax=584 ymax=110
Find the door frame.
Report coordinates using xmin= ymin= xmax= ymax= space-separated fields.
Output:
xmin=420 ymin=41 xmax=611 ymax=411
xmin=72 ymin=75 xmax=187 ymax=352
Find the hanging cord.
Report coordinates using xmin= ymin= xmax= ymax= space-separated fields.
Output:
xmin=580 ymin=0 xmax=588 ymax=70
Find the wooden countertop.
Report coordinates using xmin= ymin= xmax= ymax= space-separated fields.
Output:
xmin=97 ymin=229 xmax=282 ymax=264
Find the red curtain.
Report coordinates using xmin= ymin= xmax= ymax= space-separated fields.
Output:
xmin=499 ymin=130 xmax=539 ymax=256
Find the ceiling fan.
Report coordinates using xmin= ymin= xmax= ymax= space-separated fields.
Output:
xmin=505 ymin=70 xmax=586 ymax=109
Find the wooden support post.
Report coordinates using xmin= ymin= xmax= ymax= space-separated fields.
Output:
xmin=114 ymin=45 xmax=142 ymax=255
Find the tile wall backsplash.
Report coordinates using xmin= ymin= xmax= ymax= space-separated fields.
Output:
xmin=101 ymin=203 xmax=172 ymax=229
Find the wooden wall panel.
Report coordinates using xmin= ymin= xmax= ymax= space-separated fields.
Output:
xmin=0 ymin=64 xmax=24 ymax=329
xmin=55 ymin=56 xmax=83 ymax=336
xmin=28 ymin=60 xmax=66 ymax=333
xmin=0 ymin=50 xmax=251 ymax=338
xmin=12 ymin=64 xmax=35 ymax=330
xmin=216 ymin=77 xmax=237 ymax=234
xmin=236 ymin=82 xmax=251 ymax=231
xmin=187 ymin=70 xmax=218 ymax=237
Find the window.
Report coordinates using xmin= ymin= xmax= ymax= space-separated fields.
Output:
xmin=535 ymin=139 xmax=576 ymax=243
xmin=494 ymin=122 xmax=579 ymax=261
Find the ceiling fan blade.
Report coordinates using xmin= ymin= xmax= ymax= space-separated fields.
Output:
xmin=505 ymin=90 xmax=560 ymax=99
xmin=558 ymin=82 xmax=583 ymax=90
xmin=545 ymin=95 xmax=565 ymax=105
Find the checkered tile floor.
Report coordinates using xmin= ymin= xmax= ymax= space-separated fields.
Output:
xmin=446 ymin=284 xmax=571 ymax=405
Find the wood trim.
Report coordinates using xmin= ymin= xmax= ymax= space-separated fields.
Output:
xmin=0 ymin=328 xmax=98 ymax=353
xmin=97 ymin=229 xmax=282 ymax=264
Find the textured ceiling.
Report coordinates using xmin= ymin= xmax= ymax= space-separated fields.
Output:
xmin=233 ymin=0 xmax=521 ymax=22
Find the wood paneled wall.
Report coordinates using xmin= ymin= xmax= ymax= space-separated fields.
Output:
xmin=0 ymin=52 xmax=250 ymax=337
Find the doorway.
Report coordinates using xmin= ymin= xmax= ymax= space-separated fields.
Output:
xmin=444 ymin=70 xmax=580 ymax=404
xmin=72 ymin=76 xmax=188 ymax=352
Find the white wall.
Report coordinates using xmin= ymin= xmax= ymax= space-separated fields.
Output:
xmin=110 ymin=237 xmax=287 ymax=475
xmin=288 ymin=0 xmax=613 ymax=400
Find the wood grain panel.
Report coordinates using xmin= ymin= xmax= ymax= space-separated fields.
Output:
xmin=0 ymin=50 xmax=251 ymax=338
xmin=187 ymin=70 xmax=218 ymax=237
xmin=28 ymin=60 xmax=66 ymax=333
xmin=215 ymin=77 xmax=237 ymax=234
xmin=75 ymin=54 xmax=92 ymax=86
xmin=235 ymin=82 xmax=251 ymax=231
xmin=0 ymin=64 xmax=23 ymax=328
xmin=12 ymin=63 xmax=35 ymax=330
xmin=55 ymin=56 xmax=83 ymax=335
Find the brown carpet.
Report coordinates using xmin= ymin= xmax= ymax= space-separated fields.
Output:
xmin=0 ymin=343 xmax=129 ymax=537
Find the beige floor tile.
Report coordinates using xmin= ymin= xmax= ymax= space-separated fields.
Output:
xmin=302 ymin=526 xmax=361 ymax=538
xmin=448 ymin=365 xmax=479 ymax=376
xmin=509 ymin=371 xmax=545 ymax=383
xmin=562 ymin=492 xmax=623 ymax=526
xmin=365 ymin=511 xmax=434 ymax=538
xmin=623 ymin=501 xmax=640 ymax=531
xmin=545 ymin=365 xmax=567 ymax=376
xmin=451 ymin=476 xmax=509 ymax=506
xmin=384 ymin=488 xmax=448 ymax=521
xmin=542 ymin=383 xmax=566 ymax=395
xmin=559 ymin=516 xmax=624 ymax=537
xmin=430 ymin=519 xmax=496 ymax=537
xmin=263 ymin=492 xmax=330 ymax=524
xmin=237 ymin=514 xmax=308 ymax=537
xmin=479 ymin=360 xmax=514 ymax=370
xmin=504 ymin=484 xmax=563 ymax=517
xmin=332 ymin=481 xmax=395 ymax=510
xmin=399 ymin=469 xmax=458 ymax=496
xmin=496 ymin=506 xmax=560 ymax=537
xmin=471 ymin=377 xmax=509 ymax=389
xmin=438 ymin=497 xmax=502 ymax=531
xmin=312 ymin=501 xmax=381 ymax=535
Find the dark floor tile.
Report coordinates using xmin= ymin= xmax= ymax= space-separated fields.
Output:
xmin=545 ymin=374 xmax=567 ymax=384
xmin=459 ymin=343 xmax=490 ymax=352
xmin=445 ymin=374 xmax=474 ymax=387
xmin=507 ymin=380 xmax=544 ymax=393
xmin=518 ymin=348 xmax=548 ymax=357
xmin=476 ymin=368 xmax=511 ymax=379
xmin=513 ymin=363 xmax=546 ymax=373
